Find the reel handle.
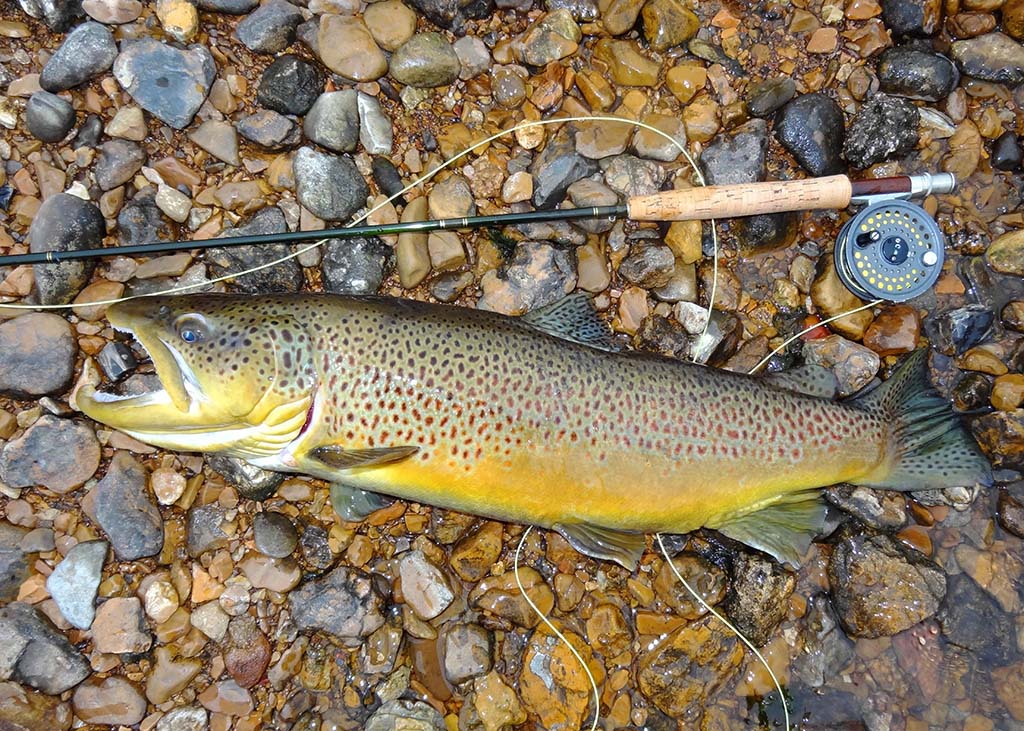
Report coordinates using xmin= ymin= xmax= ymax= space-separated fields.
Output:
xmin=627 ymin=175 xmax=854 ymax=221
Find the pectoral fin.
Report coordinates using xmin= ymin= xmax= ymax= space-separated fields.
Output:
xmin=329 ymin=482 xmax=394 ymax=521
xmin=553 ymin=522 xmax=647 ymax=569
xmin=714 ymin=493 xmax=827 ymax=567
xmin=310 ymin=445 xmax=419 ymax=470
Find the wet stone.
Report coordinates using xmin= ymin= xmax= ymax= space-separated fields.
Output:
xmin=112 ymin=39 xmax=216 ymax=129
xmin=84 ymin=452 xmax=162 ymax=560
xmin=992 ymin=131 xmax=1023 ymax=171
xmin=188 ymin=119 xmax=239 ymax=166
xmin=322 ymin=237 xmax=392 ymax=295
xmin=877 ymin=46 xmax=959 ymax=101
xmin=25 ymin=91 xmax=74 ymax=143
xmin=449 ymin=521 xmax=503 ymax=581
xmin=39 ymin=21 xmax=117 ymax=92
xmin=316 ymin=15 xmax=387 ymax=81
xmin=701 ymin=119 xmax=769 ymax=185
xmin=619 ymin=243 xmax=675 ymax=288
xmin=0 ymin=603 xmax=90 ymax=694
xmin=951 ymin=32 xmax=1024 ymax=85
xmin=146 ymin=647 xmax=201 ymax=704
xmin=774 ymin=93 xmax=846 ymax=176
xmin=29 ymin=193 xmax=104 ymax=304
xmin=187 ymin=504 xmax=230 ymax=558
xmin=399 ymin=549 xmax=454 ymax=620
xmin=803 ymin=335 xmax=880 ymax=396
xmin=746 ymin=76 xmax=796 ymax=118
xmin=985 ymin=229 xmax=1024 ymax=276
xmin=0 ymin=524 xmax=29 ymax=603
xmin=289 ymin=566 xmax=386 ymax=646
xmin=827 ymin=527 xmax=946 ymax=638
xmin=235 ymin=0 xmax=303 ymax=53
xmin=72 ymin=676 xmax=146 ymax=726
xmin=0 ymin=681 xmax=72 ymax=731
xmin=939 ymin=573 xmax=1015 ymax=664
xmin=17 ymin=0 xmax=84 ymax=30
xmin=195 ymin=0 xmax=257 ymax=11
xmin=443 ymin=623 xmax=492 ymax=684
xmin=519 ymin=624 xmax=598 ymax=730
xmin=366 ymin=699 xmax=446 ymax=731
xmin=0 ymin=416 xmax=100 ymax=494
xmin=118 ymin=192 xmax=175 ymax=246
xmin=224 ymin=615 xmax=272 ymax=688
xmin=528 ymin=131 xmax=599 ymax=208
xmin=477 ymin=242 xmax=576 ymax=315
xmin=636 ymin=315 xmax=692 ymax=358
xmin=862 ymin=304 xmax=920 ymax=355
xmin=844 ymin=93 xmax=920 ymax=169
xmin=364 ymin=0 xmax=417 ymax=52
xmin=208 ymin=207 xmax=303 ymax=294
xmin=45 ymin=539 xmax=106 ymax=630
xmin=300 ymin=524 xmax=334 ymax=569
xmin=358 ymin=92 xmax=393 ymax=155
xmin=792 ymin=593 xmax=855 ymax=688
xmin=825 ymin=485 xmax=907 ymax=530
xmin=237 ymin=110 xmax=300 ymax=150
xmin=453 ymin=35 xmax=491 ymax=79
xmin=95 ymin=139 xmax=146 ymax=191
xmin=198 ymin=679 xmax=253 ymax=716
xmin=304 ymin=90 xmax=359 ymax=153
xmin=880 ymin=0 xmax=942 ymax=35
xmin=0 ymin=313 xmax=76 ymax=398
xmin=602 ymin=154 xmax=668 ymax=197
xmin=207 ymin=453 xmax=285 ymax=500
xmin=723 ymin=551 xmax=796 ymax=646
xmin=923 ymin=305 xmax=994 ymax=355
xmin=997 ymin=488 xmax=1024 ymax=538
xmin=954 ymin=371 xmax=993 ymax=411
xmin=155 ymin=705 xmax=208 ymax=731
xmin=253 ymin=512 xmax=298 ymax=558
xmin=294 ymin=146 xmax=369 ymax=222
xmin=391 ymin=33 xmax=461 ymax=88
xmin=257 ymin=54 xmax=324 ymax=116
xmin=641 ymin=0 xmax=698 ymax=52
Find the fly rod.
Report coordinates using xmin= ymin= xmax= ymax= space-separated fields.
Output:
xmin=0 ymin=172 xmax=954 ymax=269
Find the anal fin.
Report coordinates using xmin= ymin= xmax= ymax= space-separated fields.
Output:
xmin=553 ymin=522 xmax=647 ymax=569
xmin=713 ymin=493 xmax=827 ymax=567
xmin=330 ymin=482 xmax=394 ymax=521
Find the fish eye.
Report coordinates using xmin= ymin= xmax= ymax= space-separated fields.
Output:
xmin=174 ymin=314 xmax=208 ymax=344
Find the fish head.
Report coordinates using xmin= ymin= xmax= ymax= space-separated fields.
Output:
xmin=78 ymin=294 xmax=317 ymax=454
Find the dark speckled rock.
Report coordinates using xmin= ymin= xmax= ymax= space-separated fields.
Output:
xmin=843 ymin=93 xmax=920 ymax=169
xmin=774 ymin=93 xmax=846 ymax=176
xmin=877 ymin=46 xmax=959 ymax=101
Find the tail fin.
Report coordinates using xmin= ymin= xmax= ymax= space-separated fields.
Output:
xmin=850 ymin=349 xmax=992 ymax=492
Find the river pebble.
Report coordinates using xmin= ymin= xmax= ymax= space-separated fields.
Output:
xmin=28 ymin=193 xmax=104 ymax=304
xmin=45 ymin=539 xmax=106 ymax=629
xmin=774 ymin=93 xmax=846 ymax=176
xmin=289 ymin=566 xmax=386 ymax=645
xmin=0 ymin=416 xmax=99 ymax=494
xmin=390 ymin=33 xmax=461 ymax=88
xmin=82 ymin=452 xmax=162 ymax=560
xmin=0 ymin=313 xmax=76 ymax=397
xmin=112 ymin=39 xmax=216 ymax=129
xmin=235 ymin=0 xmax=303 ymax=53
xmin=951 ymin=32 xmax=1024 ymax=85
xmin=257 ymin=54 xmax=324 ymax=116
xmin=72 ymin=676 xmax=146 ymax=726
xmin=39 ymin=21 xmax=116 ymax=92
xmin=304 ymin=90 xmax=359 ymax=153
xmin=25 ymin=91 xmax=74 ymax=143
xmin=844 ymin=93 xmax=920 ymax=169
xmin=0 ymin=603 xmax=90 ymax=694
xmin=877 ymin=46 xmax=959 ymax=100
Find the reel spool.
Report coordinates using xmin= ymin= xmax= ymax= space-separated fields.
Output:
xmin=834 ymin=198 xmax=944 ymax=302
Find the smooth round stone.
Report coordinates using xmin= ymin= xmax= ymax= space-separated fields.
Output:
xmin=82 ymin=0 xmax=143 ymax=23
xmin=73 ymin=677 xmax=146 ymax=726
xmin=25 ymin=90 xmax=75 ymax=142
xmin=29 ymin=193 xmax=104 ymax=304
xmin=39 ymin=21 xmax=117 ymax=91
xmin=593 ymin=38 xmax=660 ymax=86
xmin=492 ymin=67 xmax=527 ymax=107
xmin=364 ymin=0 xmax=417 ymax=51
xmin=357 ymin=93 xmax=393 ymax=155
xmin=1007 ymin=0 xmax=1024 ymax=40
xmin=746 ymin=76 xmax=796 ymax=117
xmin=773 ymin=92 xmax=845 ymax=176
xmin=304 ymin=90 xmax=360 ymax=153
xmin=877 ymin=46 xmax=959 ymax=101
xmin=194 ymin=0 xmax=258 ymax=11
xmin=235 ymin=0 xmax=303 ymax=53
xmin=517 ymin=8 xmax=580 ymax=65
xmin=317 ymin=15 xmax=387 ymax=81
xmin=253 ymin=512 xmax=298 ymax=558
xmin=237 ymin=109 xmax=300 ymax=150
xmin=156 ymin=0 xmax=199 ymax=42
xmin=880 ymin=0 xmax=942 ymax=36
xmin=257 ymin=54 xmax=324 ymax=116
xmin=390 ymin=33 xmax=461 ymax=88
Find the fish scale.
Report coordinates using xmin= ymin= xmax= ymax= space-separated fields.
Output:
xmin=79 ymin=293 xmax=992 ymax=568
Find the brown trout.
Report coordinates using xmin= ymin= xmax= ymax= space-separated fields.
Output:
xmin=78 ymin=293 xmax=991 ymax=567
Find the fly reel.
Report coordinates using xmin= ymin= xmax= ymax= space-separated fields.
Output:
xmin=834 ymin=198 xmax=945 ymax=303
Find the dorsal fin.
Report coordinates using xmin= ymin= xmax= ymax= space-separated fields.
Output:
xmin=521 ymin=293 xmax=622 ymax=352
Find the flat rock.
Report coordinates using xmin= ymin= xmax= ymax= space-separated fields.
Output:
xmin=803 ymin=335 xmax=880 ymax=396
xmin=951 ymin=32 xmax=1024 ymax=85
xmin=365 ymin=699 xmax=446 ymax=731
xmin=322 ymin=236 xmax=392 ymax=294
xmin=477 ymin=241 xmax=576 ymax=315
xmin=235 ymin=0 xmax=303 ymax=53
xmin=443 ymin=623 xmax=492 ymax=684
xmin=701 ymin=119 xmax=769 ymax=185
xmin=0 ymin=524 xmax=29 ymax=603
xmin=939 ymin=573 xmax=1015 ymax=664
xmin=206 ymin=453 xmax=285 ymax=500
xmin=253 ymin=512 xmax=298 ymax=558
xmin=0 ymin=416 xmax=100 ymax=494
xmin=357 ymin=92 xmax=393 ymax=155
xmin=257 ymin=54 xmax=324 ymax=116
xmin=29 ymin=193 xmax=103 ymax=304
xmin=95 ymin=139 xmax=146 ymax=191
xmin=81 ymin=452 xmax=162 ymax=560
xmin=317 ymin=15 xmax=387 ymax=81
xmin=774 ymin=93 xmax=846 ymax=176
xmin=528 ymin=130 xmax=598 ymax=208
xmin=399 ymin=550 xmax=454 ymax=620
xmin=207 ymin=207 xmax=303 ymax=294
xmin=843 ymin=93 xmax=919 ymax=169
xmin=746 ymin=76 xmax=796 ymax=117
xmin=0 ymin=603 xmax=90 ymax=694
xmin=289 ymin=566 xmax=386 ymax=645
xmin=112 ymin=39 xmax=216 ymax=129
xmin=403 ymin=0 xmax=494 ymax=33
xmin=16 ymin=0 xmax=85 ymax=30
xmin=45 ymin=540 xmax=107 ymax=630
xmin=82 ymin=0 xmax=143 ymax=23
xmin=188 ymin=119 xmax=239 ymax=166
xmin=39 ymin=21 xmax=116 ymax=91
xmin=0 ymin=313 xmax=76 ymax=398
xmin=294 ymin=146 xmax=369 ymax=221
xmin=195 ymin=0 xmax=258 ymax=12
xmin=236 ymin=110 xmax=300 ymax=150
xmin=155 ymin=706 xmax=208 ymax=731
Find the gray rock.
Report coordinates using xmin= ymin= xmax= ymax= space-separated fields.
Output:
xmin=94 ymin=139 xmax=146 ymax=191
xmin=156 ymin=706 xmax=209 ymax=731
xmin=877 ymin=46 xmax=959 ymax=101
xmin=188 ymin=119 xmax=239 ymax=166
xmin=45 ymin=540 xmax=107 ymax=630
xmin=402 ymin=0 xmax=493 ymax=33
xmin=236 ymin=110 xmax=300 ymax=150
xmin=84 ymin=452 xmax=163 ymax=561
xmin=824 ymin=484 xmax=907 ymax=530
xmin=735 ymin=210 xmax=797 ymax=253
xmin=619 ymin=244 xmax=676 ymax=288
xmin=25 ymin=91 xmax=75 ymax=142
xmin=289 ymin=566 xmax=386 ymax=645
xmin=16 ymin=0 xmax=84 ymax=30
xmin=29 ymin=193 xmax=104 ymax=304
xmin=304 ymin=90 xmax=360 ymax=153
xmin=992 ymin=131 xmax=1023 ymax=172
xmin=922 ymin=305 xmax=993 ymax=355
xmin=0 ymin=523 xmax=29 ymax=603
xmin=602 ymin=154 xmax=668 ymax=197
xmin=187 ymin=504 xmax=230 ymax=558
xmin=195 ymin=0 xmax=258 ymax=12
xmin=773 ymin=93 xmax=846 ymax=176
xmin=723 ymin=550 xmax=796 ymax=647
xmin=357 ymin=92 xmax=393 ymax=155
xmin=390 ymin=33 xmax=461 ymax=88
xmin=951 ymin=32 xmax=1024 ymax=86
xmin=112 ymin=39 xmax=216 ymax=129
xmin=0 ymin=313 xmax=76 ymax=398
xmin=443 ymin=623 xmax=492 ymax=684
xmin=118 ymin=191 xmax=176 ymax=245
xmin=528 ymin=130 xmax=598 ymax=208
xmin=0 ymin=416 xmax=100 ymax=494
xmin=477 ymin=241 xmax=576 ymax=314
xmin=253 ymin=512 xmax=298 ymax=558
xmin=880 ymin=0 xmax=941 ymax=36
xmin=827 ymin=526 xmax=946 ymax=638
xmin=206 ymin=207 xmax=303 ymax=294
xmin=365 ymin=700 xmax=446 ymax=731
xmin=566 ymin=178 xmax=618 ymax=233
xmin=257 ymin=54 xmax=324 ymax=116
xmin=701 ymin=119 xmax=769 ymax=185
xmin=802 ymin=335 xmax=880 ymax=397
xmin=73 ymin=113 xmax=103 ymax=147
xmin=235 ymin=0 xmax=303 ymax=53
xmin=39 ymin=21 xmax=116 ymax=91
xmin=299 ymin=523 xmax=334 ymax=569
xmin=430 ymin=271 xmax=473 ymax=302
xmin=96 ymin=339 xmax=137 ymax=383
xmin=939 ymin=573 xmax=1015 ymax=664
xmin=322 ymin=237 xmax=392 ymax=295
xmin=0 ymin=602 xmax=91 ymax=694
xmin=746 ymin=76 xmax=796 ymax=118
xmin=206 ymin=453 xmax=285 ymax=500
xmin=792 ymin=593 xmax=855 ymax=688
xmin=453 ymin=35 xmax=491 ymax=79
xmin=294 ymin=146 xmax=369 ymax=221
xmin=843 ymin=93 xmax=919 ymax=169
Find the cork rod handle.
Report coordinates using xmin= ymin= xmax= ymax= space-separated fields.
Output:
xmin=627 ymin=175 xmax=854 ymax=221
